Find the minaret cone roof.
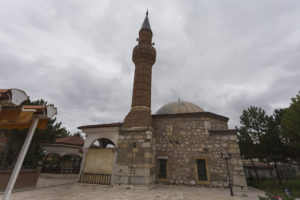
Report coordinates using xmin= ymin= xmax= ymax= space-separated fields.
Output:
xmin=140 ymin=10 xmax=152 ymax=32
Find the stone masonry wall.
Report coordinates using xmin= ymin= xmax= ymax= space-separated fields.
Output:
xmin=152 ymin=116 xmax=247 ymax=189
xmin=114 ymin=128 xmax=156 ymax=187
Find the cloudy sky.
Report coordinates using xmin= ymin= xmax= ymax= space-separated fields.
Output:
xmin=1 ymin=0 xmax=300 ymax=133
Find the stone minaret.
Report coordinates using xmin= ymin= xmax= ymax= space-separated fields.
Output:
xmin=122 ymin=11 xmax=156 ymax=129
xmin=115 ymin=11 xmax=156 ymax=187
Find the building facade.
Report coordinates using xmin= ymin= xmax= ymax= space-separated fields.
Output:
xmin=78 ymin=12 xmax=247 ymax=191
xmin=41 ymin=136 xmax=83 ymax=174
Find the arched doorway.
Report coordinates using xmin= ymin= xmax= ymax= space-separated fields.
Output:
xmin=42 ymin=153 xmax=61 ymax=173
xmin=79 ymin=138 xmax=116 ymax=185
xmin=60 ymin=154 xmax=81 ymax=174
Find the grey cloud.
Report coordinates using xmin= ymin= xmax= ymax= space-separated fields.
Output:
xmin=1 ymin=0 xmax=300 ymax=132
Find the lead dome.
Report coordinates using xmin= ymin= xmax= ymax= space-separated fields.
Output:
xmin=155 ymin=101 xmax=205 ymax=115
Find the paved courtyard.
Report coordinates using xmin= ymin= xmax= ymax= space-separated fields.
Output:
xmin=1 ymin=184 xmax=265 ymax=200
xmin=36 ymin=174 xmax=78 ymax=187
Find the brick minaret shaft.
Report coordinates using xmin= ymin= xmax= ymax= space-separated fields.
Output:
xmin=123 ymin=11 xmax=156 ymax=129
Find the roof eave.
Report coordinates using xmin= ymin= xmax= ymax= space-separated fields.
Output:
xmin=152 ymin=112 xmax=229 ymax=122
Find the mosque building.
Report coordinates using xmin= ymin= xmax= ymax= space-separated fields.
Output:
xmin=77 ymin=12 xmax=247 ymax=190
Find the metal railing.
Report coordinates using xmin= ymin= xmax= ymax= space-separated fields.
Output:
xmin=79 ymin=173 xmax=111 ymax=185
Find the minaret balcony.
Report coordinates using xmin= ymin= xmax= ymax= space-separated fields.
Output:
xmin=132 ymin=44 xmax=156 ymax=65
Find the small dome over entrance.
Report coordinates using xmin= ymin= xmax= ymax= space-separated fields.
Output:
xmin=155 ymin=101 xmax=205 ymax=115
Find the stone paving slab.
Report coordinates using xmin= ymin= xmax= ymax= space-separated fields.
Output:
xmin=0 ymin=184 xmax=265 ymax=200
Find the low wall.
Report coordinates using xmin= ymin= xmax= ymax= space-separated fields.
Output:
xmin=244 ymin=164 xmax=299 ymax=180
xmin=0 ymin=167 xmax=41 ymax=190
xmin=244 ymin=167 xmax=275 ymax=179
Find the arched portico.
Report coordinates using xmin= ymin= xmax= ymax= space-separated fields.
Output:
xmin=41 ymin=136 xmax=83 ymax=174
xmin=77 ymin=123 xmax=120 ymax=185
xmin=42 ymin=153 xmax=81 ymax=174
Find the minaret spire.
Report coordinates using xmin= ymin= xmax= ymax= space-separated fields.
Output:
xmin=140 ymin=10 xmax=152 ymax=33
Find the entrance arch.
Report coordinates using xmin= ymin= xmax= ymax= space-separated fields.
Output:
xmin=89 ymin=138 xmax=115 ymax=149
xmin=79 ymin=138 xmax=116 ymax=185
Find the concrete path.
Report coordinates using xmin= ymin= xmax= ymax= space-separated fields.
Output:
xmin=0 ymin=184 xmax=265 ymax=200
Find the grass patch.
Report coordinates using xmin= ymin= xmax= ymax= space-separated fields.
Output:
xmin=247 ymin=177 xmax=300 ymax=198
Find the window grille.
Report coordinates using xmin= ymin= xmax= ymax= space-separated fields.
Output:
xmin=196 ymin=159 xmax=207 ymax=181
xmin=158 ymin=159 xmax=167 ymax=179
